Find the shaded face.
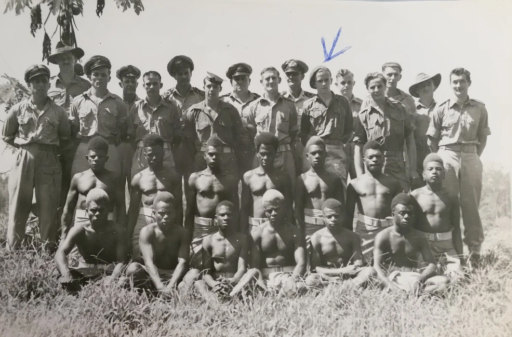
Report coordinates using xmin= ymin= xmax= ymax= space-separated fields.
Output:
xmin=143 ymin=145 xmax=164 ymax=168
xmin=261 ymin=70 xmax=280 ymax=93
xmin=416 ymin=80 xmax=434 ymax=98
xmin=264 ymin=202 xmax=284 ymax=225
xmin=423 ymin=161 xmax=445 ymax=185
xmin=28 ymin=76 xmax=50 ymax=97
xmin=143 ymin=74 xmax=162 ymax=96
xmin=285 ymin=71 xmax=304 ymax=88
xmin=87 ymin=200 xmax=108 ymax=224
xmin=231 ymin=75 xmax=250 ymax=92
xmin=86 ymin=149 xmax=108 ymax=171
xmin=336 ymin=75 xmax=355 ymax=96
xmin=204 ymin=81 xmax=221 ymax=100
xmin=322 ymin=207 xmax=343 ymax=229
xmin=205 ymin=145 xmax=220 ymax=168
xmin=89 ymin=68 xmax=111 ymax=89
xmin=364 ymin=148 xmax=384 ymax=173
xmin=450 ymin=74 xmax=470 ymax=98
xmin=367 ymin=78 xmax=386 ymax=100
xmin=393 ymin=204 xmax=415 ymax=230
xmin=314 ymin=70 xmax=332 ymax=92
xmin=173 ymin=68 xmax=192 ymax=85
xmin=383 ymin=67 xmax=402 ymax=88
xmin=257 ymin=143 xmax=276 ymax=169
xmin=153 ymin=201 xmax=175 ymax=228
xmin=56 ymin=52 xmax=77 ymax=68
xmin=306 ymin=144 xmax=326 ymax=168
xmin=215 ymin=205 xmax=233 ymax=230
xmin=120 ymin=77 xmax=138 ymax=94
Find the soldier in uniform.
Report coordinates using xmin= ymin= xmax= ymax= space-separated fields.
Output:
xmin=116 ymin=65 xmax=141 ymax=186
xmin=69 ymin=55 xmax=128 ymax=179
xmin=221 ymin=63 xmax=259 ymax=174
xmin=353 ymin=72 xmax=418 ymax=191
xmin=2 ymin=64 xmax=70 ymax=250
xmin=281 ymin=59 xmax=314 ymax=175
xmin=381 ymin=62 xmax=416 ymax=115
xmin=426 ymin=68 xmax=490 ymax=266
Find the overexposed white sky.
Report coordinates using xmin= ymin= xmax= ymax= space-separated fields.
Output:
xmin=0 ymin=0 xmax=511 ymax=166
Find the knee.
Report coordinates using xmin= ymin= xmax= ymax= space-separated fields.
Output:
xmin=125 ymin=262 xmax=143 ymax=276
xmin=305 ymin=273 xmax=323 ymax=288
xmin=184 ymin=268 xmax=201 ymax=281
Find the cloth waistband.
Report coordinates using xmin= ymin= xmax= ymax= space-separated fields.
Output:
xmin=249 ymin=217 xmax=267 ymax=227
xmin=440 ymin=144 xmax=477 ymax=153
xmin=137 ymin=140 xmax=171 ymax=149
xmin=261 ymin=266 xmax=295 ymax=277
xmin=139 ymin=206 xmax=154 ymax=217
xmin=194 ymin=216 xmax=214 ymax=227
xmin=75 ymin=208 xmax=114 ymax=220
xmin=417 ymin=229 xmax=453 ymax=241
xmin=356 ymin=213 xmax=393 ymax=231
xmin=304 ymin=208 xmax=324 ymax=226
xmin=277 ymin=143 xmax=291 ymax=152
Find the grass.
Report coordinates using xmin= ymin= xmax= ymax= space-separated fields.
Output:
xmin=0 ymin=170 xmax=511 ymax=336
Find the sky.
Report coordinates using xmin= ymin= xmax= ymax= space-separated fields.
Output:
xmin=0 ymin=0 xmax=511 ymax=167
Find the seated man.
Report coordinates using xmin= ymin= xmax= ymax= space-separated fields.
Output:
xmin=56 ymin=188 xmax=127 ymax=288
xmin=127 ymin=134 xmax=182 ymax=257
xmin=346 ymin=141 xmax=402 ymax=260
xmin=61 ymin=136 xmax=125 ymax=235
xmin=194 ymin=201 xmax=250 ymax=301
xmin=124 ymin=192 xmax=199 ymax=295
xmin=241 ymin=132 xmax=292 ymax=232
xmin=373 ymin=193 xmax=449 ymax=295
xmin=232 ymin=189 xmax=306 ymax=297
xmin=411 ymin=153 xmax=463 ymax=282
xmin=306 ymin=199 xmax=375 ymax=288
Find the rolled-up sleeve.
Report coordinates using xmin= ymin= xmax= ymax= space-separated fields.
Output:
xmin=477 ymin=104 xmax=491 ymax=141
xmin=1 ymin=105 xmax=19 ymax=143
xmin=57 ymin=106 xmax=71 ymax=141
xmin=352 ymin=114 xmax=367 ymax=145
xmin=426 ymin=106 xmax=442 ymax=140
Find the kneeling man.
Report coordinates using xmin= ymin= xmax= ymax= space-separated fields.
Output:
xmin=373 ymin=193 xmax=449 ymax=295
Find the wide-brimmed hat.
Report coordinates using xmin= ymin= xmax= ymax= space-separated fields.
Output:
xmin=409 ymin=73 xmax=441 ymax=97
xmin=48 ymin=41 xmax=85 ymax=64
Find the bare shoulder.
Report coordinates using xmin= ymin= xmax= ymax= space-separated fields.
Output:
xmin=139 ymin=222 xmax=157 ymax=240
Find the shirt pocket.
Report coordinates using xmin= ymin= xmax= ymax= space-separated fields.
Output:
xmin=39 ymin=116 xmax=58 ymax=140
xmin=195 ymin=116 xmax=212 ymax=143
xmin=78 ymin=108 xmax=95 ymax=134
xmin=254 ymin=113 xmax=269 ymax=132
xmin=365 ymin=113 xmax=386 ymax=141
xmin=155 ymin=115 xmax=172 ymax=137
xmin=16 ymin=115 xmax=33 ymax=139
xmin=101 ymin=107 xmax=118 ymax=131
xmin=276 ymin=111 xmax=290 ymax=134
xmin=441 ymin=111 xmax=460 ymax=137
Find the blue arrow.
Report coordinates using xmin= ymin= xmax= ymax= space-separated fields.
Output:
xmin=321 ymin=27 xmax=351 ymax=62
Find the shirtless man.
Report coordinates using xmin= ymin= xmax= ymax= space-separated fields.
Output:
xmin=234 ymin=189 xmax=306 ymax=296
xmin=346 ymin=141 xmax=402 ymax=260
xmin=186 ymin=136 xmax=239 ymax=269
xmin=194 ymin=201 xmax=250 ymax=301
xmin=306 ymin=199 xmax=375 ymax=288
xmin=124 ymin=192 xmax=199 ymax=295
xmin=61 ymin=136 xmax=126 ymax=236
xmin=373 ymin=193 xmax=449 ymax=295
xmin=241 ymin=132 xmax=292 ymax=233
xmin=296 ymin=136 xmax=344 ymax=246
xmin=56 ymin=189 xmax=127 ymax=289
xmin=127 ymin=134 xmax=182 ymax=257
xmin=411 ymin=154 xmax=463 ymax=281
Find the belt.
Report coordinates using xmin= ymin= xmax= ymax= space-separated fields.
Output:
xmin=194 ymin=216 xmax=214 ymax=227
xmin=417 ymin=230 xmax=453 ymax=241
xmin=356 ymin=213 xmax=393 ymax=231
xmin=75 ymin=209 xmax=114 ymax=220
xmin=277 ymin=143 xmax=291 ymax=152
xmin=440 ymin=144 xmax=477 ymax=153
xmin=137 ymin=140 xmax=171 ymax=149
xmin=249 ymin=217 xmax=267 ymax=227
xmin=199 ymin=145 xmax=233 ymax=153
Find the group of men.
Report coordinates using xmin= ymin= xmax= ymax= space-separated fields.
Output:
xmin=1 ymin=41 xmax=490 ymax=299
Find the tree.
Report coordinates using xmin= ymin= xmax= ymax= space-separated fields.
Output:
xmin=3 ymin=0 xmax=144 ymax=61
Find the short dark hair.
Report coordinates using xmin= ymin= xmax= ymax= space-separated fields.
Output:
xmin=254 ymin=132 xmax=279 ymax=151
xmin=260 ymin=67 xmax=280 ymax=78
xmin=153 ymin=191 xmax=176 ymax=208
xmin=143 ymin=71 xmax=162 ymax=81
xmin=216 ymin=200 xmax=234 ymax=213
xmin=450 ymin=67 xmax=471 ymax=83
xmin=336 ymin=68 xmax=354 ymax=80
xmin=87 ymin=136 xmax=109 ymax=154
xmin=381 ymin=62 xmax=402 ymax=72
xmin=363 ymin=140 xmax=383 ymax=155
xmin=142 ymin=133 xmax=164 ymax=148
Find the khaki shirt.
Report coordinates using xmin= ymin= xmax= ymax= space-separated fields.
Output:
xmin=426 ymin=98 xmax=491 ymax=146
xmin=2 ymin=98 xmax=70 ymax=146
xmin=348 ymin=95 xmax=363 ymax=117
xmin=414 ymin=99 xmax=436 ymax=166
xmin=220 ymin=92 xmax=260 ymax=117
xmin=282 ymin=90 xmax=314 ymax=129
xmin=70 ymin=89 xmax=128 ymax=142
xmin=129 ymin=97 xmax=181 ymax=143
xmin=244 ymin=95 xmax=298 ymax=145
xmin=163 ymin=86 xmax=204 ymax=116
xmin=301 ymin=93 xmax=353 ymax=144
xmin=387 ymin=88 xmax=416 ymax=115
xmin=353 ymin=98 xmax=415 ymax=153
xmin=47 ymin=75 xmax=91 ymax=112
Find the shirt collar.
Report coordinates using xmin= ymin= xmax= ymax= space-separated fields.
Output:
xmin=143 ymin=96 xmax=165 ymax=110
xmin=83 ymin=88 xmax=115 ymax=100
xmin=171 ymin=86 xmax=200 ymax=98
xmin=449 ymin=96 xmax=473 ymax=108
xmin=27 ymin=97 xmax=51 ymax=115
xmin=283 ymin=89 xmax=306 ymax=101
xmin=228 ymin=91 xmax=258 ymax=104
xmin=416 ymin=99 xmax=436 ymax=109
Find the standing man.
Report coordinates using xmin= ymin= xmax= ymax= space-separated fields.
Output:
xmin=116 ymin=65 xmax=141 ymax=186
xmin=426 ymin=68 xmax=490 ymax=265
xmin=408 ymin=73 xmax=441 ymax=184
xmin=245 ymin=67 xmax=298 ymax=189
xmin=47 ymin=41 xmax=90 ymax=206
xmin=221 ymin=63 xmax=260 ymax=174
xmin=2 ymin=65 xmax=70 ymax=250
xmin=301 ymin=66 xmax=353 ymax=187
xmin=69 ymin=55 xmax=128 ymax=178
xmin=380 ymin=62 xmax=416 ymax=115
xmin=281 ymin=59 xmax=314 ymax=174
xmin=163 ymin=55 xmax=204 ymax=181
xmin=129 ymin=71 xmax=181 ymax=178
xmin=353 ymin=72 xmax=418 ymax=191
xmin=184 ymin=72 xmax=249 ymax=177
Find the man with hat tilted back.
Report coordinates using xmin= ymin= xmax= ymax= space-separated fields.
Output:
xmin=409 ymin=73 xmax=441 ymax=184
xmin=2 ymin=64 xmax=70 ymax=250
xmin=69 ymin=55 xmax=128 ymax=180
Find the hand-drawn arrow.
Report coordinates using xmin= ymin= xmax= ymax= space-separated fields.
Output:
xmin=321 ymin=27 xmax=351 ymax=62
